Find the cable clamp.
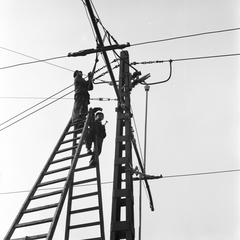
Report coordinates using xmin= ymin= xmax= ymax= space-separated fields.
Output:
xmin=132 ymin=73 xmax=151 ymax=88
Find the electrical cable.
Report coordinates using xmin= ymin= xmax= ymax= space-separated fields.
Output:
xmin=88 ymin=8 xmax=126 ymax=80
xmin=90 ymin=0 xmax=101 ymax=23
xmin=0 ymin=91 xmax=118 ymax=132
xmin=131 ymin=106 xmax=150 ymax=200
xmin=1 ymin=25 xmax=239 ymax=130
xmin=1 ymin=27 xmax=239 ymax=71
xmin=139 ymin=82 xmax=151 ymax=238
xmin=0 ymin=54 xmax=68 ymax=71
xmin=1 ymin=51 xmax=239 ymax=74
xmin=172 ymin=53 xmax=240 ymax=62
xmin=0 ymin=62 xmax=117 ymax=131
xmin=163 ymin=169 xmax=240 ymax=179
xmin=133 ymin=53 xmax=240 ymax=85
xmin=82 ymin=0 xmax=119 ymax=87
xmin=0 ymin=46 xmax=73 ymax=72
xmin=131 ymin=27 xmax=240 ymax=47
xmin=144 ymin=60 xmax=172 ymax=86
xmin=131 ymin=107 xmax=144 ymax=162
xmin=0 ymin=96 xmax=117 ymax=101
xmin=0 ymin=181 xmax=113 ymax=196
xmin=0 ymin=46 xmax=110 ymax=84
xmin=0 ymin=90 xmax=73 ymax=132
xmin=132 ymin=53 xmax=240 ymax=65
xmin=0 ymin=96 xmax=74 ymax=100
xmin=0 ymin=84 xmax=73 ymax=128
xmin=1 ymin=51 xmax=239 ymax=132
xmin=1 ymin=168 xmax=239 ymax=196
xmin=82 ymin=0 xmax=97 ymax=41
xmin=130 ymin=106 xmax=153 ymax=214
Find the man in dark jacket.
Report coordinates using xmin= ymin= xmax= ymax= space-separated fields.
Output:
xmin=86 ymin=108 xmax=106 ymax=166
xmin=72 ymin=70 xmax=93 ymax=123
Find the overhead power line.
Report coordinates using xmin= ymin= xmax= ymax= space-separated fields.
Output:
xmin=0 ymin=46 xmax=70 ymax=71
xmin=0 ymin=84 xmax=73 ymax=128
xmin=0 ymin=168 xmax=239 ymax=195
xmin=131 ymin=27 xmax=240 ymax=47
xmin=0 ymin=90 xmax=73 ymax=132
xmin=172 ymin=53 xmax=240 ymax=62
xmin=1 ymin=27 xmax=239 ymax=71
xmin=1 ymin=51 xmax=239 ymax=132
xmin=163 ymin=169 xmax=240 ymax=179
xmin=132 ymin=53 xmax=240 ymax=65
xmin=1 ymin=26 xmax=240 ymax=131
xmin=1 ymin=51 xmax=239 ymax=73
xmin=0 ymin=96 xmax=117 ymax=101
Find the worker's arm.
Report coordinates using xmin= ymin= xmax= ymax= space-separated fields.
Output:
xmin=88 ymin=72 xmax=94 ymax=90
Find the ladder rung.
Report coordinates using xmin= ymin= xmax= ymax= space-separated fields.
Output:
xmin=51 ymin=156 xmax=73 ymax=164
xmin=16 ymin=218 xmax=53 ymax=228
xmin=38 ymin=177 xmax=67 ymax=187
xmin=69 ymin=221 xmax=100 ymax=229
xmin=62 ymin=137 xmax=80 ymax=144
xmin=31 ymin=189 xmax=62 ymax=200
xmin=78 ymin=153 xmax=93 ymax=159
xmin=72 ymin=191 xmax=98 ymax=200
xmin=67 ymin=128 xmax=82 ymax=135
xmin=71 ymin=206 xmax=99 ymax=214
xmin=80 ymin=238 xmax=101 ymax=240
xmin=74 ymin=165 xmax=95 ymax=172
xmin=11 ymin=233 xmax=48 ymax=240
xmin=24 ymin=203 xmax=58 ymax=213
xmin=70 ymin=119 xmax=85 ymax=125
xmin=56 ymin=146 xmax=77 ymax=154
xmin=73 ymin=178 xmax=97 ymax=185
xmin=45 ymin=166 xmax=71 ymax=175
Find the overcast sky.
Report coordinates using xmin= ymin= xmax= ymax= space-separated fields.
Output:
xmin=0 ymin=0 xmax=240 ymax=239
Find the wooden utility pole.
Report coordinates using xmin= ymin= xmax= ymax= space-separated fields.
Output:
xmin=110 ymin=51 xmax=135 ymax=240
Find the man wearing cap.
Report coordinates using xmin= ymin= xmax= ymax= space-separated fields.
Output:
xmin=72 ymin=70 xmax=93 ymax=123
xmin=86 ymin=108 xmax=106 ymax=166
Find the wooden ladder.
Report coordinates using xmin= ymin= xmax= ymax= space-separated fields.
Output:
xmin=4 ymin=110 xmax=105 ymax=240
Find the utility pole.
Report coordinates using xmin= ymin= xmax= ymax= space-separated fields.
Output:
xmin=84 ymin=0 xmax=123 ymax=104
xmin=78 ymin=2 xmax=135 ymax=239
xmin=110 ymin=51 xmax=135 ymax=240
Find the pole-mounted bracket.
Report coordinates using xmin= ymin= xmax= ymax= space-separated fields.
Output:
xmin=126 ymin=165 xmax=162 ymax=180
xmin=68 ymin=43 xmax=130 ymax=57
xmin=131 ymin=73 xmax=151 ymax=88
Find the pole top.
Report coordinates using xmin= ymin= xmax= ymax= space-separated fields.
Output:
xmin=144 ymin=85 xmax=150 ymax=91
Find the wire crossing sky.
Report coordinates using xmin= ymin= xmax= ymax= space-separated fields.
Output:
xmin=1 ymin=27 xmax=240 ymax=70
xmin=0 ymin=1 xmax=239 ymax=240
xmin=1 ymin=168 xmax=239 ymax=195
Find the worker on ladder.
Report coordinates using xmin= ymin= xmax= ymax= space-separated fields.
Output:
xmin=86 ymin=107 xmax=106 ymax=166
xmin=72 ymin=70 xmax=94 ymax=123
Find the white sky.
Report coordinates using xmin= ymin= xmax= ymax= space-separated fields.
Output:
xmin=0 ymin=0 xmax=240 ymax=239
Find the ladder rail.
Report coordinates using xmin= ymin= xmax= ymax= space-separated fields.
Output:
xmin=94 ymin=136 xmax=105 ymax=240
xmin=46 ymin=114 xmax=90 ymax=240
xmin=5 ymin=109 xmax=106 ymax=240
xmin=64 ymin=115 xmax=105 ymax=240
xmin=4 ymin=118 xmax=73 ymax=240
xmin=64 ymin=124 xmax=78 ymax=240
